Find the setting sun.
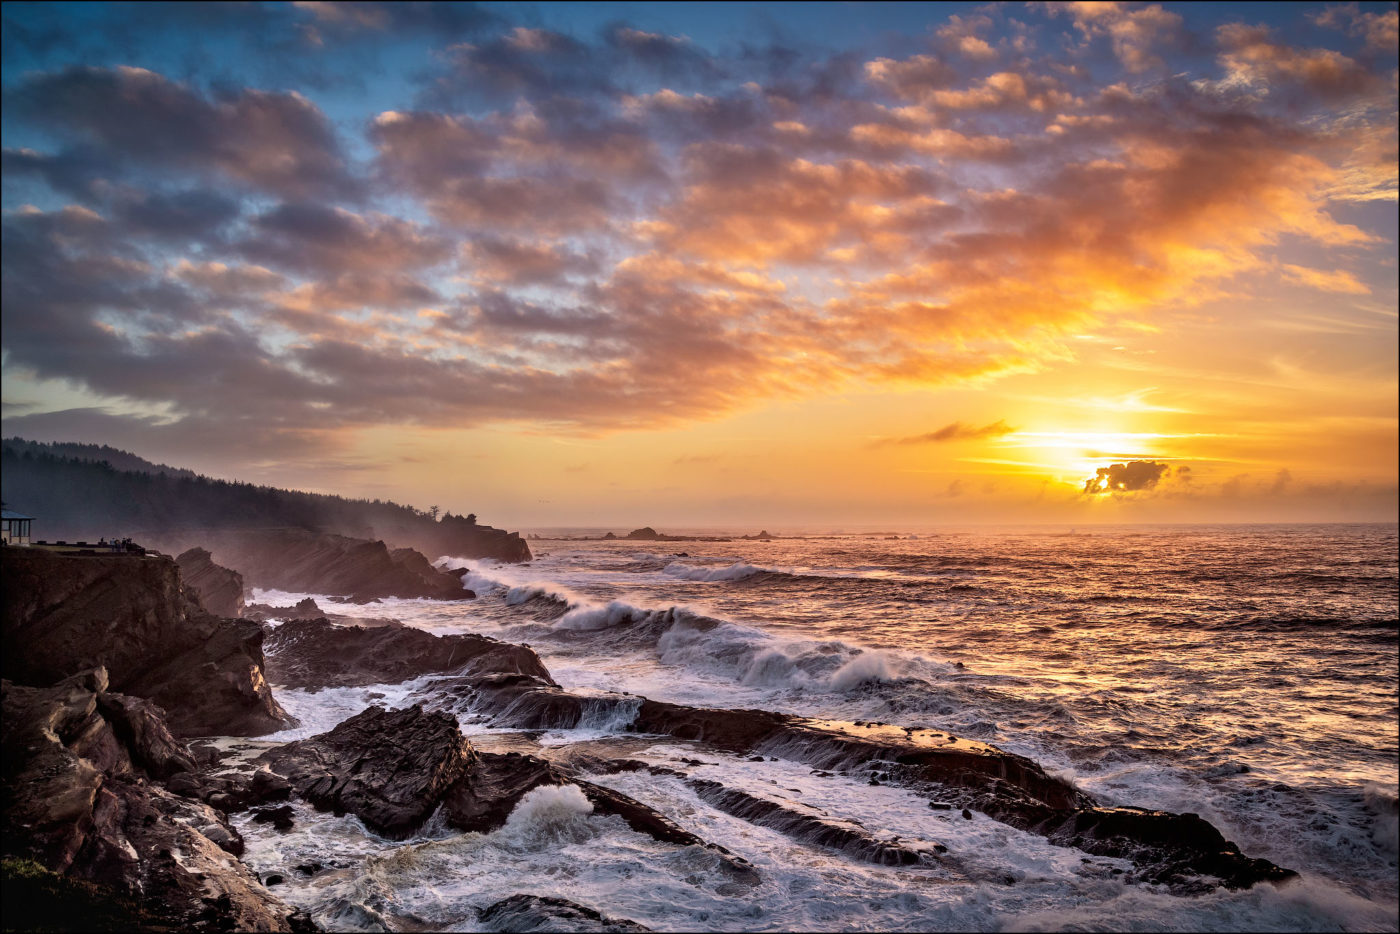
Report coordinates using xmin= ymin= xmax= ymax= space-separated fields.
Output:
xmin=2 ymin=4 xmax=1396 ymax=933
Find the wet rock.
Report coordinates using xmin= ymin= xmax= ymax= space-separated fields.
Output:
xmin=478 ymin=893 xmax=650 ymax=932
xmin=629 ymin=699 xmax=1090 ymax=814
xmin=575 ymin=780 xmax=759 ymax=884
xmin=248 ymin=597 xmax=330 ymax=622
xmin=0 ymin=671 xmax=302 ymax=931
xmin=176 ymin=547 xmax=245 ymax=619
xmin=688 ymin=779 xmax=947 ymax=867
xmin=188 ymin=767 xmax=292 ymax=815
xmin=256 ymin=705 xmax=473 ymax=839
xmin=442 ymin=670 xmax=1295 ymax=889
xmin=1030 ymin=806 xmax=1298 ymax=891
xmin=246 ymin=596 xmax=401 ymax=628
xmin=264 ymin=619 xmax=553 ymax=690
xmin=146 ymin=528 xmax=475 ymax=602
xmin=250 ymin=805 xmax=295 ymax=832
xmin=1 ymin=549 xmax=291 ymax=737
xmin=431 ymin=747 xmax=759 ymax=881
xmin=441 ymin=750 xmax=569 ymax=833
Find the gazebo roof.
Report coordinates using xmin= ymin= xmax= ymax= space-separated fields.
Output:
xmin=2 ymin=509 xmax=34 ymax=520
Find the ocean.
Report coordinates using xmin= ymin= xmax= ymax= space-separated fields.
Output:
xmin=234 ymin=523 xmax=1399 ymax=932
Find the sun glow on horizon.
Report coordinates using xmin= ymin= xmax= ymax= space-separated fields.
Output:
xmin=0 ymin=1 xmax=1394 ymax=526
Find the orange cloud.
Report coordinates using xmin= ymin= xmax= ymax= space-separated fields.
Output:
xmin=1280 ymin=264 xmax=1372 ymax=295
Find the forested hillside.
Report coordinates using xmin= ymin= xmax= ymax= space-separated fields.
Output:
xmin=1 ymin=438 xmax=199 ymax=479
xmin=1 ymin=439 xmax=530 ymax=562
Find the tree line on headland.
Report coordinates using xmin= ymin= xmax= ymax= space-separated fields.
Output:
xmin=0 ymin=438 xmax=528 ymax=562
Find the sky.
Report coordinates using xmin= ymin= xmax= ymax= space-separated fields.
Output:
xmin=1 ymin=1 xmax=1396 ymax=530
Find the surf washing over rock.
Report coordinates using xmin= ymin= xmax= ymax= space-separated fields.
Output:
xmin=3 ymin=524 xmax=1395 ymax=932
xmin=228 ymin=524 xmax=1395 ymax=931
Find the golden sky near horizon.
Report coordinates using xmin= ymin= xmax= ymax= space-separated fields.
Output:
xmin=2 ymin=1 xmax=1396 ymax=527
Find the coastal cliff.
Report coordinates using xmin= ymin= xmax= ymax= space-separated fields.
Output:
xmin=148 ymin=528 xmax=474 ymax=603
xmin=175 ymin=547 xmax=245 ymax=618
xmin=1 ymin=668 xmax=310 ymax=932
xmin=1 ymin=549 xmax=288 ymax=736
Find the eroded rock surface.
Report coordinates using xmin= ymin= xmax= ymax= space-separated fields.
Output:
xmin=1 ymin=549 xmax=290 ymax=737
xmin=0 ymin=669 xmax=305 ymax=932
xmin=451 ymin=671 xmax=1295 ymax=889
xmin=147 ymin=528 xmax=474 ymax=602
xmin=478 ymin=894 xmax=650 ymax=933
xmin=688 ymin=778 xmax=947 ymax=867
xmin=245 ymin=597 xmax=401 ymax=628
xmin=176 ymin=546 xmax=245 ymax=618
xmin=255 ymin=704 xmax=474 ymax=839
xmin=264 ymin=618 xmax=552 ymax=689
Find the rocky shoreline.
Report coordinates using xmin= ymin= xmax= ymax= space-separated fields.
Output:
xmin=1 ymin=546 xmax=1297 ymax=932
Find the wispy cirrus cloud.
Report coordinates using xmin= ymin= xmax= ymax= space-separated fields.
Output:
xmin=875 ymin=421 xmax=1017 ymax=447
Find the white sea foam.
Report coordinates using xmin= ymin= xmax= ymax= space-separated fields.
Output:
xmin=825 ymin=650 xmax=899 ymax=690
xmin=663 ymin=560 xmax=775 ymax=581
xmin=232 ymin=527 xmax=1396 ymax=932
xmin=555 ymin=599 xmax=651 ymax=631
xmin=1364 ymin=782 xmax=1399 ymax=855
xmin=498 ymin=784 xmax=597 ymax=848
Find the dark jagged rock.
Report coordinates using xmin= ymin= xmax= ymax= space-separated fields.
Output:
xmin=626 ymin=527 xmax=660 ymax=540
xmin=127 ymin=616 xmax=289 ymax=737
xmin=263 ymin=618 xmax=553 ymax=689
xmin=1 ymin=549 xmax=290 ymax=737
xmin=631 ymin=702 xmax=1087 ymax=810
xmin=688 ymin=779 xmax=946 ymax=867
xmin=438 ymin=748 xmax=754 ymax=881
xmin=466 ymin=676 xmax=1081 ymax=811
xmin=255 ymin=705 xmax=756 ymax=878
xmin=255 ymin=704 xmax=473 ymax=839
xmin=251 ymin=805 xmax=296 ymax=832
xmin=412 ymin=513 xmax=532 ymax=564
xmin=440 ymin=750 xmax=564 ymax=834
xmin=454 ymin=674 xmax=1294 ymax=889
xmin=574 ymin=779 xmax=708 ymax=849
xmin=248 ymin=596 xmax=326 ymax=621
xmin=245 ymin=597 xmax=401 ymax=629
xmin=478 ymin=894 xmax=650 ymax=933
xmin=1028 ymin=805 xmax=1297 ymax=891
xmin=0 ymin=670 xmax=303 ymax=931
xmin=146 ymin=528 xmax=474 ymax=602
xmin=441 ymin=672 xmax=634 ymax=730
xmin=93 ymin=692 xmax=198 ymax=779
xmin=176 ymin=547 xmax=246 ymax=618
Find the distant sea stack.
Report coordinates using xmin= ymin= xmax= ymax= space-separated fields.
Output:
xmin=408 ymin=511 xmax=532 ymax=564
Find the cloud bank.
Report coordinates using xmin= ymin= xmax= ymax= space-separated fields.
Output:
xmin=2 ymin=2 xmax=1395 ymax=464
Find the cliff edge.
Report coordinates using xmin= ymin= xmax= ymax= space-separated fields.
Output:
xmin=1 ymin=548 xmax=290 ymax=737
